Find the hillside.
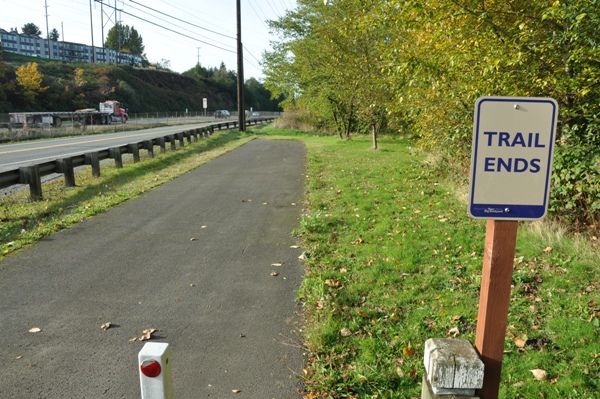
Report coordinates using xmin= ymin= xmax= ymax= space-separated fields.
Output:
xmin=0 ymin=51 xmax=279 ymax=114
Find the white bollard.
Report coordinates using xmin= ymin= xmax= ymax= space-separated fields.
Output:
xmin=138 ymin=342 xmax=173 ymax=399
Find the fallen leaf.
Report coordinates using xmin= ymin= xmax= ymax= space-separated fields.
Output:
xmin=15 ymin=356 xmax=23 ymax=360
xmin=352 ymin=238 xmax=364 ymax=244
xmin=403 ymin=347 xmax=415 ymax=357
xmin=340 ymin=328 xmax=352 ymax=337
xmin=530 ymin=369 xmax=548 ymax=381
xmin=7 ymin=241 xmax=14 ymax=247
xmin=290 ymin=245 xmax=299 ymax=249
xmin=129 ymin=337 xmax=138 ymax=342
xmin=451 ymin=315 xmax=462 ymax=323
xmin=325 ymin=279 xmax=342 ymax=289
xmin=201 ymin=226 xmax=207 ymax=229
xmin=271 ymin=262 xmax=283 ymax=267
xmin=270 ymin=271 xmax=279 ymax=276
xmin=190 ymin=237 xmax=197 ymax=241
xmin=232 ymin=389 xmax=241 ymax=393
xmin=448 ymin=327 xmax=460 ymax=337
xmin=28 ymin=327 xmax=41 ymax=333
xmin=139 ymin=328 xmax=156 ymax=341
xmin=100 ymin=322 xmax=112 ymax=331
xmin=340 ymin=268 xmax=348 ymax=273
xmin=543 ymin=247 xmax=552 ymax=252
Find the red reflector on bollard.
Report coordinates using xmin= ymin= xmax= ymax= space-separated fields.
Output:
xmin=140 ymin=360 xmax=162 ymax=378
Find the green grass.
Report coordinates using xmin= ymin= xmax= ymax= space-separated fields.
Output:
xmin=255 ymin=127 xmax=600 ymax=398
xmin=2 ymin=125 xmax=599 ymax=398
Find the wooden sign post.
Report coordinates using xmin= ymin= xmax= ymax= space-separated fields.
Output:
xmin=474 ymin=220 xmax=518 ymax=399
xmin=468 ymin=97 xmax=558 ymax=398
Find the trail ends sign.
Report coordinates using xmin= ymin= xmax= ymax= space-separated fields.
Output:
xmin=469 ymin=97 xmax=558 ymax=220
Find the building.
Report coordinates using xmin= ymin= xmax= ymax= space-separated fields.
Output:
xmin=0 ymin=28 xmax=142 ymax=67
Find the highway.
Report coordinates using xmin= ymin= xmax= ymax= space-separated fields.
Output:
xmin=0 ymin=122 xmax=215 ymax=173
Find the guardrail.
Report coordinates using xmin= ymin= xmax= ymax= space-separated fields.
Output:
xmin=0 ymin=118 xmax=274 ymax=200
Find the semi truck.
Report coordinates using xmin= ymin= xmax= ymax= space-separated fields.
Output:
xmin=8 ymin=100 xmax=129 ymax=128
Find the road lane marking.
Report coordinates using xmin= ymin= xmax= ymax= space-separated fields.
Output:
xmin=0 ymin=127 xmax=202 ymax=155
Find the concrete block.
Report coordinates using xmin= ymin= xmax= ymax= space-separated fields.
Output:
xmin=424 ymin=338 xmax=484 ymax=395
xmin=421 ymin=375 xmax=479 ymax=399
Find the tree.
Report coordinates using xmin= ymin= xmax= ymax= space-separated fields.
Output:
xmin=105 ymin=23 xmax=145 ymax=57
xmin=265 ymin=0 xmax=390 ymax=143
xmin=15 ymin=62 xmax=48 ymax=101
xmin=49 ymin=28 xmax=59 ymax=41
xmin=21 ymin=23 xmax=41 ymax=37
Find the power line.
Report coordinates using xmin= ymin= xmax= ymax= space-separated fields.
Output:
xmin=243 ymin=44 xmax=262 ymax=66
xmin=126 ymin=0 xmax=236 ymax=41
xmin=105 ymin=5 xmax=237 ymax=54
xmin=244 ymin=0 xmax=269 ymax=31
xmin=125 ymin=2 xmax=236 ymax=51
xmin=155 ymin=0 xmax=233 ymax=38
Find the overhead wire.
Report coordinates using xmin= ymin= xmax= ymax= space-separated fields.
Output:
xmin=109 ymin=6 xmax=237 ymax=54
xmin=125 ymin=2 xmax=236 ymax=51
xmin=98 ymin=0 xmax=279 ymax=75
xmin=126 ymin=0 xmax=236 ymax=41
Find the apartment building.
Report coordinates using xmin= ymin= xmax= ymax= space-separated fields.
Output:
xmin=0 ymin=28 xmax=142 ymax=67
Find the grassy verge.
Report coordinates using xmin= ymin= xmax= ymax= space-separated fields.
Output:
xmin=2 ymin=125 xmax=599 ymax=398
xmin=255 ymin=127 xmax=599 ymax=398
xmin=0 ymin=129 xmax=256 ymax=259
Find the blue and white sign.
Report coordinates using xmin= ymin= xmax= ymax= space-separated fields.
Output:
xmin=469 ymin=97 xmax=558 ymax=220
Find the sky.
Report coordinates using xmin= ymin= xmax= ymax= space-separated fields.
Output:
xmin=0 ymin=0 xmax=296 ymax=80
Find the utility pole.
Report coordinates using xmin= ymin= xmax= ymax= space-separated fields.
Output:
xmin=236 ymin=0 xmax=246 ymax=132
xmin=44 ymin=0 xmax=51 ymax=58
xmin=61 ymin=22 xmax=65 ymax=61
xmin=196 ymin=47 xmax=201 ymax=66
xmin=89 ymin=0 xmax=95 ymax=62
xmin=115 ymin=0 xmax=120 ymax=65
xmin=100 ymin=0 xmax=106 ymax=63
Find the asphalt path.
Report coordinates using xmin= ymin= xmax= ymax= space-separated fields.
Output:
xmin=0 ymin=139 xmax=307 ymax=398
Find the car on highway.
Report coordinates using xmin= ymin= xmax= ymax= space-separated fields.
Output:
xmin=214 ymin=110 xmax=230 ymax=119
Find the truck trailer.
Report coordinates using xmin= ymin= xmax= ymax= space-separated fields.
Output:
xmin=9 ymin=100 xmax=129 ymax=128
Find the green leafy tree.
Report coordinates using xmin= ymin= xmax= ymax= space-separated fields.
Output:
xmin=21 ymin=23 xmax=41 ymax=37
xmin=104 ymin=23 xmax=145 ymax=57
xmin=49 ymin=28 xmax=59 ymax=41
xmin=265 ymin=0 xmax=600 ymax=226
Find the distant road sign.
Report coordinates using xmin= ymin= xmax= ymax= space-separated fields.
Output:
xmin=469 ymin=97 xmax=558 ymax=220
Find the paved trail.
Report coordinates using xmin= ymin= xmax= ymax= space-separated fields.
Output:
xmin=0 ymin=139 xmax=306 ymax=398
